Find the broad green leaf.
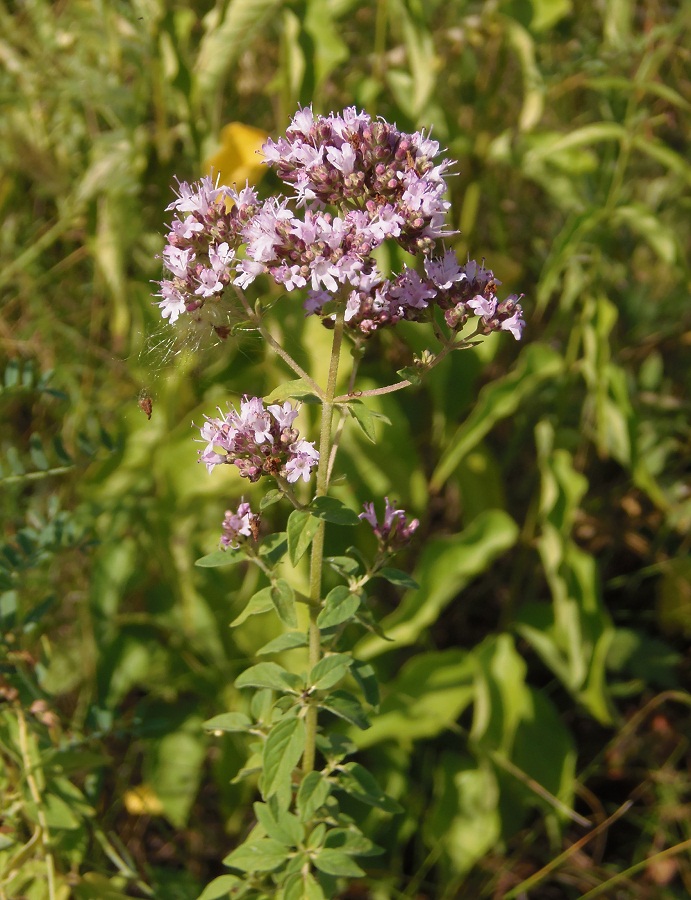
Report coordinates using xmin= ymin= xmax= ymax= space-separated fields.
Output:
xmin=320 ymin=690 xmax=369 ymax=730
xmin=271 ymin=579 xmax=298 ymax=627
xmin=631 ymin=134 xmax=691 ymax=186
xmin=253 ymin=801 xmax=304 ymax=847
xmin=287 ymin=510 xmax=321 ymax=566
xmin=203 ymin=712 xmax=252 ymax=733
xmin=235 ymin=662 xmax=302 ymax=693
xmin=195 ymin=0 xmax=283 ymax=97
xmin=306 ymin=822 xmax=327 ymax=850
xmin=317 ymin=586 xmax=361 ymax=629
xmin=230 ymin=588 xmax=274 ymax=627
xmin=309 ymin=653 xmax=352 ymax=691
xmin=260 ymin=489 xmax=284 ymax=510
xmin=350 ymin=659 xmax=380 ymax=709
xmin=303 ymin=0 xmax=349 ymax=88
xmin=29 ymin=434 xmax=49 ymax=471
xmin=262 ymin=715 xmax=306 ymax=805
xmin=258 ymin=532 xmax=289 ymax=566
xmin=196 ymin=875 xmax=243 ymax=899
xmin=346 ymin=401 xmax=390 ymax=443
xmin=313 ymin=848 xmax=365 ymax=877
xmin=354 ymin=650 xmax=474 ymax=750
xmin=375 ymin=567 xmax=419 ymax=589
xmin=470 ymin=634 xmax=530 ymax=754
xmin=324 ymin=827 xmax=381 ymax=856
xmin=144 ymin=718 xmax=206 ymax=828
xmin=431 ymin=343 xmax=564 ymax=490
xmin=524 ymin=122 xmax=626 ymax=165
xmin=265 ymin=378 xmax=320 ymax=403
xmin=357 ymin=510 xmax=519 ymax=659
xmin=296 ymin=771 xmax=331 ymax=823
xmin=195 ymin=548 xmax=245 ymax=568
xmin=223 ymin=836 xmax=289 ymax=873
xmin=338 ymin=762 xmax=402 ymax=813
xmin=324 ymin=825 xmax=384 ymax=856
xmin=530 ymin=420 xmax=614 ymax=723
xmin=426 ymin=756 xmax=501 ymax=876
xmin=257 ymin=632 xmax=308 ymax=656
xmin=308 ymin=496 xmax=360 ymax=526
xmin=327 ymin=556 xmax=362 ymax=577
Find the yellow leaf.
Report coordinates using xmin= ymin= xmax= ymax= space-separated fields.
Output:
xmin=123 ymin=784 xmax=164 ymax=816
xmin=205 ymin=122 xmax=268 ymax=189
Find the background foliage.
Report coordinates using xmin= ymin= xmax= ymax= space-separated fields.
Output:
xmin=1 ymin=0 xmax=689 ymax=897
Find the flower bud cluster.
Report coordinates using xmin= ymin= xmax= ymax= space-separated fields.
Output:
xmin=199 ymin=397 xmax=318 ymax=484
xmin=360 ymin=497 xmax=419 ymax=551
xmin=220 ymin=500 xmax=260 ymax=550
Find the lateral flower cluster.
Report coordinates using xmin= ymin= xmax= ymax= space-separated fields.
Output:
xmin=155 ymin=106 xmax=524 ymax=340
xmin=220 ymin=500 xmax=260 ymax=550
xmin=360 ymin=497 xmax=419 ymax=551
xmin=199 ymin=397 xmax=318 ymax=484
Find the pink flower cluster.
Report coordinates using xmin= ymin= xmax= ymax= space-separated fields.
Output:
xmin=199 ymin=397 xmax=318 ymax=484
xmin=220 ymin=500 xmax=260 ymax=550
xmin=154 ymin=106 xmax=524 ymax=341
xmin=360 ymin=497 xmax=419 ymax=550
xmin=155 ymin=178 xmax=259 ymax=325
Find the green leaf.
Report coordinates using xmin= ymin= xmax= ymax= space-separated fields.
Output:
xmin=319 ymin=690 xmax=369 ymax=730
xmin=296 ymin=771 xmax=331 ymax=823
xmin=262 ymin=715 xmax=306 ymax=805
xmin=355 ymin=650 xmax=474 ymax=750
xmin=195 ymin=548 xmax=245 ymax=568
xmin=230 ymin=587 xmax=274 ymax=627
xmin=395 ymin=365 xmax=422 ymax=386
xmin=222 ymin=836 xmax=289 ymax=873
xmin=314 ymin=848 xmax=365 ymax=877
xmin=196 ymin=875 xmax=243 ymax=899
xmin=145 ymin=718 xmax=206 ymax=828
xmin=195 ymin=0 xmax=283 ymax=97
xmin=203 ymin=712 xmax=252 ymax=733
xmin=258 ymin=532 xmax=289 ymax=566
xmin=339 ymin=762 xmax=402 ymax=814
xmin=350 ymin=660 xmax=380 ymax=709
xmin=310 ymin=653 xmax=352 ymax=691
xmin=346 ymin=400 xmax=390 ymax=443
xmin=235 ymin=663 xmax=302 ymax=693
xmin=287 ymin=510 xmax=321 ymax=566
xmin=375 ymin=567 xmax=419 ymax=589
xmin=327 ymin=556 xmax=362 ymax=578
xmin=271 ymin=579 xmax=298 ymax=627
xmin=29 ymin=434 xmax=49 ymax=471
xmin=356 ymin=510 xmax=519 ymax=660
xmin=253 ymin=801 xmax=304 ymax=847
xmin=308 ymin=497 xmax=361 ymax=526
xmin=430 ymin=343 xmax=564 ymax=490
xmin=324 ymin=827 xmax=382 ymax=857
xmin=257 ymin=632 xmax=308 ymax=656
xmin=260 ymin=489 xmax=284 ymax=510
xmin=317 ymin=586 xmax=361 ymax=629
xmin=265 ymin=378 xmax=320 ymax=403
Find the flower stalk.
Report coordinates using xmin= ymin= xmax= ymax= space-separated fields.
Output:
xmin=303 ymin=307 xmax=345 ymax=775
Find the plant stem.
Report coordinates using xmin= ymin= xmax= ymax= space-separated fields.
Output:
xmin=302 ymin=309 xmax=345 ymax=775
xmin=233 ymin=288 xmax=325 ymax=399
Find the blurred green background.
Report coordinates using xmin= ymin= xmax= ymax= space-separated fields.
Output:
xmin=1 ymin=0 xmax=690 ymax=897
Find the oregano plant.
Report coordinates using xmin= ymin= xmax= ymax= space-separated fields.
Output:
xmin=154 ymin=106 xmax=525 ymax=899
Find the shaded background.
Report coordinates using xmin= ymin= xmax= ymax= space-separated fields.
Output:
xmin=1 ymin=0 xmax=689 ymax=897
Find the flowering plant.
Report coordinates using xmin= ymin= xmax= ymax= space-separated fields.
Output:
xmin=155 ymin=106 xmax=523 ymax=899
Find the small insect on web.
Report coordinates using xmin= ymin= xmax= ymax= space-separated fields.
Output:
xmin=135 ymin=304 xmax=259 ymax=416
